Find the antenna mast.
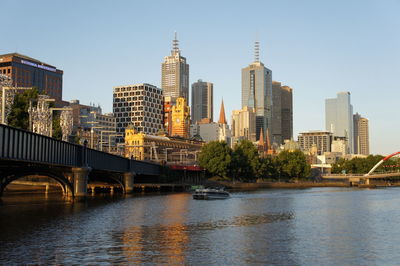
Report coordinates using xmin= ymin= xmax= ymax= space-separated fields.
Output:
xmin=254 ymin=41 xmax=260 ymax=62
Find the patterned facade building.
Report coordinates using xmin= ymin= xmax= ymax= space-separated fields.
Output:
xmin=113 ymin=83 xmax=163 ymax=139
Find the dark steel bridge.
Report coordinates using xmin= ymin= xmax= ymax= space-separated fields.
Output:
xmin=0 ymin=123 xmax=162 ymax=198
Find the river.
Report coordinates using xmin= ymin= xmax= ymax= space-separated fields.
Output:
xmin=1 ymin=187 xmax=400 ymax=265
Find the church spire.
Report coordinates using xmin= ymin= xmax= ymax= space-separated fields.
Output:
xmin=258 ymin=128 xmax=265 ymax=151
xmin=218 ymin=99 xmax=227 ymax=124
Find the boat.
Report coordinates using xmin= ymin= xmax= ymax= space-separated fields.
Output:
xmin=192 ymin=187 xmax=230 ymax=200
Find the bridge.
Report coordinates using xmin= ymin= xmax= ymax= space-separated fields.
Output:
xmin=322 ymin=151 xmax=400 ymax=185
xmin=0 ymin=123 xmax=162 ymax=198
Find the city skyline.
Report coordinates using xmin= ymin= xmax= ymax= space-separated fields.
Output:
xmin=2 ymin=0 xmax=399 ymax=155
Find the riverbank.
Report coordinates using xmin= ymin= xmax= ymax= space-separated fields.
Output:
xmin=209 ymin=180 xmax=400 ymax=190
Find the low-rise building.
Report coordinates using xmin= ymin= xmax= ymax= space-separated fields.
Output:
xmin=124 ymin=125 xmax=202 ymax=162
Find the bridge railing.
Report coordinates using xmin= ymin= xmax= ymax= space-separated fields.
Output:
xmin=0 ymin=123 xmax=80 ymax=167
xmin=0 ymin=123 xmax=161 ymax=175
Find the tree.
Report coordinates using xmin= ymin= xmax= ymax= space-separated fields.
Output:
xmin=231 ymin=140 xmax=260 ymax=181
xmin=198 ymin=141 xmax=232 ymax=178
xmin=7 ymin=88 xmax=39 ymax=129
xmin=276 ymin=150 xmax=311 ymax=179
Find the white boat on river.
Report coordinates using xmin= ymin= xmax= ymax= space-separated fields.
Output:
xmin=192 ymin=188 xmax=230 ymax=200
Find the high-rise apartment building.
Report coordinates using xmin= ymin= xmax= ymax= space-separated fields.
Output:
xmin=231 ymin=106 xmax=256 ymax=142
xmin=325 ymin=92 xmax=353 ymax=153
xmin=0 ymin=53 xmax=63 ymax=102
xmin=191 ymin=79 xmax=213 ymax=123
xmin=161 ymin=33 xmax=189 ymax=101
xmin=298 ymin=131 xmax=333 ymax=155
xmin=171 ymin=97 xmax=190 ymax=138
xmin=241 ymin=42 xmax=272 ymax=141
xmin=113 ymin=84 xmax=163 ymax=139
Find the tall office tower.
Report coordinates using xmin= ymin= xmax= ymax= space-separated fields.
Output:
xmin=161 ymin=32 xmax=189 ymax=102
xmin=171 ymin=97 xmax=190 ymax=138
xmin=354 ymin=113 xmax=369 ymax=155
xmin=113 ymin=84 xmax=164 ymax=139
xmin=231 ymin=106 xmax=256 ymax=142
xmin=241 ymin=41 xmax=272 ymax=141
xmin=358 ymin=117 xmax=369 ymax=155
xmin=325 ymin=92 xmax=353 ymax=154
xmin=191 ymin=79 xmax=213 ymax=123
xmin=0 ymin=53 xmax=63 ymax=102
xmin=281 ymin=85 xmax=293 ymax=142
xmin=353 ymin=113 xmax=361 ymax=154
xmin=271 ymin=81 xmax=293 ymax=144
xmin=272 ymin=81 xmax=282 ymax=144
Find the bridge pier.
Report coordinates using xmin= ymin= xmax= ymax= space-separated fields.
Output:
xmin=72 ymin=167 xmax=91 ymax=198
xmin=365 ymin=178 xmax=370 ymax=185
xmin=123 ymin=172 xmax=135 ymax=194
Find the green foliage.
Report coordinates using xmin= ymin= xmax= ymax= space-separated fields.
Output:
xmin=198 ymin=141 xmax=232 ymax=178
xmin=8 ymin=88 xmax=39 ymax=130
xmin=231 ymin=140 xmax=260 ymax=181
xmin=198 ymin=140 xmax=312 ymax=181
xmin=331 ymin=155 xmax=396 ymax=174
xmin=52 ymin=113 xmax=62 ymax=140
xmin=276 ymin=150 xmax=311 ymax=179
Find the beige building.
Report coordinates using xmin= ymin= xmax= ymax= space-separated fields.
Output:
xmin=358 ymin=117 xmax=369 ymax=155
xmin=161 ymin=33 xmax=189 ymax=101
xmin=298 ymin=131 xmax=333 ymax=155
xmin=171 ymin=97 xmax=190 ymax=139
xmin=191 ymin=79 xmax=213 ymax=123
xmin=231 ymin=106 xmax=256 ymax=142
xmin=124 ymin=125 xmax=202 ymax=162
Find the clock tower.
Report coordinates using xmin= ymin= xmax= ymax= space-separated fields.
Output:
xmin=171 ymin=97 xmax=190 ymax=138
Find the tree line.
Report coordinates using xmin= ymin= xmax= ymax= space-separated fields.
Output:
xmin=332 ymin=155 xmax=399 ymax=174
xmin=198 ymin=140 xmax=311 ymax=181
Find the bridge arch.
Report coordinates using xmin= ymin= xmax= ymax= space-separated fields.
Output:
xmin=366 ymin=152 xmax=400 ymax=176
xmin=0 ymin=169 xmax=73 ymax=197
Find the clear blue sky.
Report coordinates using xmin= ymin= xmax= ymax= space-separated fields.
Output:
xmin=2 ymin=0 xmax=399 ymax=155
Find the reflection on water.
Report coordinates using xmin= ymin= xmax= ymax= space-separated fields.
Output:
xmin=2 ymin=188 xmax=400 ymax=264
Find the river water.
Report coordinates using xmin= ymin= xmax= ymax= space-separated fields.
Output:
xmin=1 ymin=187 xmax=400 ymax=265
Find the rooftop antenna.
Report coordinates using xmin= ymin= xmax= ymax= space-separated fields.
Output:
xmin=254 ymin=41 xmax=260 ymax=62
xmin=172 ymin=31 xmax=179 ymax=53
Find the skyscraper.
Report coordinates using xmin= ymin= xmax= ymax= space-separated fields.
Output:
xmin=325 ymin=92 xmax=353 ymax=153
xmin=354 ymin=113 xmax=369 ymax=155
xmin=241 ymin=41 xmax=272 ymax=141
xmin=358 ymin=117 xmax=369 ymax=155
xmin=271 ymin=81 xmax=293 ymax=144
xmin=281 ymin=85 xmax=293 ymax=142
xmin=272 ymin=81 xmax=282 ymax=144
xmin=191 ymin=79 xmax=213 ymax=123
xmin=161 ymin=32 xmax=189 ymax=101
